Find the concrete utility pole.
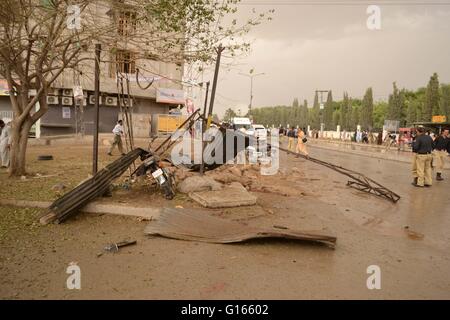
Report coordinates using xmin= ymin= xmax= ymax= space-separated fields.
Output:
xmin=199 ymin=81 xmax=210 ymax=176
xmin=207 ymin=44 xmax=225 ymax=128
xmin=239 ymin=70 xmax=265 ymax=115
xmin=92 ymin=43 xmax=101 ymax=175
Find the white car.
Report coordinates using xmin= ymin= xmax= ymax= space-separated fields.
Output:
xmin=249 ymin=124 xmax=267 ymax=141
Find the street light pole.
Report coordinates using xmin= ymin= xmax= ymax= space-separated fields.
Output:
xmin=239 ymin=71 xmax=265 ymax=115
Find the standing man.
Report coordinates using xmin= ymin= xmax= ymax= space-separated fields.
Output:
xmin=108 ymin=120 xmax=125 ymax=156
xmin=0 ymin=121 xmax=11 ymax=168
xmin=432 ymin=128 xmax=449 ymax=181
xmin=412 ymin=126 xmax=433 ymax=187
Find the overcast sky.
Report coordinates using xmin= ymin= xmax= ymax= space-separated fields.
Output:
xmin=206 ymin=0 xmax=450 ymax=117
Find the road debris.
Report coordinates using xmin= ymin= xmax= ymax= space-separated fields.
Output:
xmin=404 ymin=226 xmax=425 ymax=240
xmin=145 ymin=208 xmax=337 ymax=248
xmin=104 ymin=240 xmax=137 ymax=253
xmin=177 ymin=175 xmax=222 ymax=194
xmin=189 ymin=182 xmax=257 ymax=208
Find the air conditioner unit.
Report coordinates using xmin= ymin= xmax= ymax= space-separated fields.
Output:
xmin=62 ymin=97 xmax=73 ymax=106
xmin=89 ymin=95 xmax=102 ymax=105
xmin=120 ymin=98 xmax=133 ymax=108
xmin=105 ymin=96 xmax=118 ymax=106
xmin=62 ymin=88 xmax=73 ymax=97
xmin=48 ymin=88 xmax=60 ymax=96
xmin=46 ymin=96 xmax=59 ymax=105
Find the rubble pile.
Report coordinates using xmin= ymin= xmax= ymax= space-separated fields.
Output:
xmin=169 ymin=164 xmax=309 ymax=198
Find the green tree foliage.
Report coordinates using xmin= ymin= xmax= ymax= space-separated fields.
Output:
xmin=440 ymin=84 xmax=450 ymax=120
xmin=361 ymin=87 xmax=374 ymax=130
xmin=251 ymin=73 xmax=448 ymax=131
xmin=299 ymin=99 xmax=309 ymax=129
xmin=309 ymin=91 xmax=320 ymax=130
xmin=424 ymin=73 xmax=441 ymax=120
xmin=223 ymin=108 xmax=237 ymax=122
xmin=373 ymin=101 xmax=388 ymax=129
xmin=341 ymin=92 xmax=351 ymax=130
xmin=386 ymin=82 xmax=405 ymax=122
xmin=324 ymin=91 xmax=334 ymax=130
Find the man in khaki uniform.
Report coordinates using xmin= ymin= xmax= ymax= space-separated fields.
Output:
xmin=412 ymin=127 xmax=433 ymax=187
xmin=432 ymin=129 xmax=449 ymax=181
xmin=411 ymin=153 xmax=418 ymax=186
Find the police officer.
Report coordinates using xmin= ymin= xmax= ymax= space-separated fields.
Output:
xmin=412 ymin=126 xmax=434 ymax=187
xmin=432 ymin=128 xmax=449 ymax=181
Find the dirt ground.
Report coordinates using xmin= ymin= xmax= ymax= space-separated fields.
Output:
xmin=1 ymin=141 xmax=449 ymax=299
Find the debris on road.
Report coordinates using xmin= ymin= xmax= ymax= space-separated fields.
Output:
xmin=145 ymin=208 xmax=337 ymax=248
xmin=37 ymin=155 xmax=54 ymax=161
xmin=404 ymin=226 xmax=425 ymax=240
xmin=189 ymin=182 xmax=257 ymax=208
xmin=177 ymin=175 xmax=222 ymax=194
xmin=104 ymin=240 xmax=137 ymax=253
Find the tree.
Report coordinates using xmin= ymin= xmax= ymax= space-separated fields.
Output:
xmin=424 ymin=72 xmax=441 ymax=121
xmin=441 ymin=84 xmax=450 ymax=120
xmin=373 ymin=101 xmax=388 ymax=129
xmin=0 ymin=0 xmax=272 ymax=176
xmin=324 ymin=90 xmax=333 ymax=130
xmin=332 ymin=109 xmax=340 ymax=129
xmin=361 ymin=87 xmax=374 ymax=130
xmin=340 ymin=92 xmax=350 ymax=130
xmin=386 ymin=82 xmax=404 ymax=122
xmin=223 ymin=108 xmax=236 ymax=122
xmin=299 ymin=99 xmax=308 ymax=129
xmin=309 ymin=91 xmax=320 ymax=130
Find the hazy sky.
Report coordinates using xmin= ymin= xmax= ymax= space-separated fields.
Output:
xmin=206 ymin=0 xmax=450 ymax=117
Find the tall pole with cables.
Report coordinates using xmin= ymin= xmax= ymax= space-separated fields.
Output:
xmin=92 ymin=44 xmax=101 ymax=175
xmin=239 ymin=71 xmax=265 ymax=115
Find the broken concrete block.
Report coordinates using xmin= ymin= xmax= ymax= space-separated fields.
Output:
xmin=189 ymin=182 xmax=257 ymax=208
xmin=177 ymin=176 xmax=223 ymax=194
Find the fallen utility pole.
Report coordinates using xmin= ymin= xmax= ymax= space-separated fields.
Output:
xmin=203 ymin=118 xmax=401 ymax=203
xmin=277 ymin=145 xmax=401 ymax=203
xmin=40 ymin=148 xmax=146 ymax=224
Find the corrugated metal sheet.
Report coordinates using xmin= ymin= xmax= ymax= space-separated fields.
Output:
xmin=145 ymin=208 xmax=337 ymax=248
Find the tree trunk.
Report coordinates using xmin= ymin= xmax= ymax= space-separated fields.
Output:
xmin=9 ymin=118 xmax=33 ymax=177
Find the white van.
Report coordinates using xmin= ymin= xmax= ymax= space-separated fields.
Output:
xmin=231 ymin=117 xmax=252 ymax=132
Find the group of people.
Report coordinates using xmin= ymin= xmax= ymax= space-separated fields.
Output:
xmin=0 ymin=119 xmax=12 ymax=168
xmin=286 ymin=127 xmax=308 ymax=156
xmin=411 ymin=127 xmax=450 ymax=187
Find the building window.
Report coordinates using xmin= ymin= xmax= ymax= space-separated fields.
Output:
xmin=117 ymin=11 xmax=137 ymax=37
xmin=112 ymin=50 xmax=136 ymax=76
